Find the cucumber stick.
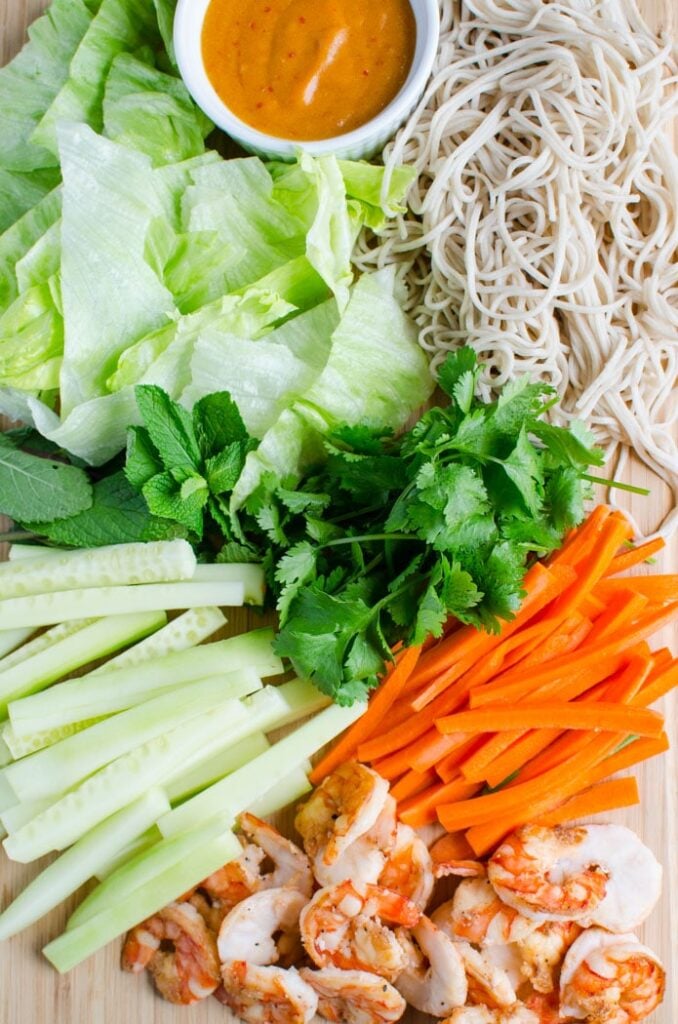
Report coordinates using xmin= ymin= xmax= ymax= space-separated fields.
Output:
xmin=248 ymin=764 xmax=312 ymax=818
xmin=0 ymin=789 xmax=170 ymax=941
xmin=0 ymin=612 xmax=166 ymax=717
xmin=93 ymin=826 xmax=160 ymax=882
xmin=0 ymin=733 xmax=13 ymax=769
xmin=8 ymin=545 xmax=66 ymax=561
xmin=192 ymin=564 xmax=264 ymax=604
xmin=3 ymin=669 xmax=263 ymax=802
xmin=3 ymin=607 xmax=226 ymax=758
xmin=46 ymin=826 xmax=241 ymax=971
xmin=0 ymin=619 xmax=94 ymax=673
xmin=0 ymin=580 xmax=245 ymax=630
xmin=0 ymin=628 xmax=34 ymax=659
xmin=0 ymin=540 xmax=196 ymax=598
xmin=9 ymin=629 xmax=282 ymax=737
xmin=1 ymin=797 xmax=54 ymax=834
xmin=4 ymin=699 xmax=249 ymax=863
xmin=166 ymin=731 xmax=270 ymax=804
xmin=159 ymin=700 xmax=366 ymax=838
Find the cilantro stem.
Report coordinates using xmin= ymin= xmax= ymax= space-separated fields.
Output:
xmin=581 ymin=474 xmax=650 ymax=496
xmin=0 ymin=531 xmax=35 ymax=542
xmin=321 ymin=533 xmax=418 ymax=548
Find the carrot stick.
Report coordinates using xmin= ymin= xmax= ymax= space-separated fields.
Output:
xmin=579 ymin=593 xmax=606 ymax=619
xmin=309 ymin=645 xmax=422 ymax=784
xmin=469 ymin=601 xmax=678 ymax=708
xmin=482 ymin=730 xmax=562 ymax=789
xmin=634 ymin=662 xmax=678 ymax=707
xmin=594 ymin=576 xmax=678 ymax=603
xmin=646 ymin=648 xmax=673 ymax=677
xmin=520 ymin=614 xmax=593 ymax=667
xmin=536 ymin=777 xmax=640 ymax=827
xmin=581 ymin=590 xmax=648 ymax=647
xmin=399 ymin=777 xmax=482 ymax=828
xmin=436 ymin=737 xmax=487 ymax=782
xmin=586 ymin=732 xmax=670 ymax=783
xmin=405 ymin=729 xmax=470 ymax=775
xmin=436 ymin=702 xmax=664 ymax=738
xmin=604 ymin=537 xmax=665 ymax=576
xmin=547 ymin=505 xmax=613 ymax=568
xmin=370 ymin=747 xmax=416 ymax=781
xmin=390 ymin=767 xmax=438 ymax=803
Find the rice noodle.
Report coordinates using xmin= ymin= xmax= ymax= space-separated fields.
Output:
xmin=354 ymin=0 xmax=678 ymax=536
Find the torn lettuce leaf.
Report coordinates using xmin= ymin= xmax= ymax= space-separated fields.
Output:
xmin=0 ymin=188 xmax=62 ymax=312
xmin=338 ymin=160 xmax=417 ymax=230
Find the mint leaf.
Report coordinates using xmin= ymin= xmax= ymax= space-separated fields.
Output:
xmin=24 ymin=473 xmax=181 ymax=547
xmin=135 ymin=385 xmax=201 ymax=470
xmin=193 ymin=392 xmax=249 ymax=459
xmin=143 ymin=470 xmax=208 ymax=536
xmin=0 ymin=435 xmax=92 ymax=524
xmin=217 ymin=541 xmax=261 ymax=564
xmin=205 ymin=443 xmax=247 ymax=494
xmin=125 ymin=426 xmax=162 ymax=491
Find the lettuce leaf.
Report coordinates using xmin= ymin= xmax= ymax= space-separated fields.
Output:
xmin=0 ymin=279 xmax=63 ymax=390
xmin=0 ymin=188 xmax=61 ymax=312
xmin=0 ymin=167 xmax=61 ymax=234
xmin=338 ymin=160 xmax=417 ymax=230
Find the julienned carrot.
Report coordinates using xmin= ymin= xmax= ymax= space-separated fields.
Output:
xmin=309 ymin=644 xmax=422 ymax=784
xmin=519 ymin=613 xmax=593 ymax=667
xmin=436 ymin=737 xmax=486 ymax=782
xmin=579 ymin=592 xmax=606 ymax=619
xmin=390 ymin=767 xmax=438 ymax=803
xmin=537 ymin=776 xmax=640 ymax=827
xmin=547 ymin=505 xmax=613 ymax=568
xmin=587 ymin=732 xmax=670 ymax=783
xmin=581 ymin=589 xmax=648 ymax=646
xmin=482 ymin=729 xmax=562 ymax=788
xmin=399 ymin=777 xmax=481 ymax=828
xmin=405 ymin=729 xmax=469 ymax=775
xmin=406 ymin=562 xmax=573 ymax=692
xmin=436 ymin=702 xmax=664 ymax=738
xmin=594 ymin=576 xmax=678 ymax=603
xmin=634 ymin=662 xmax=678 ymax=707
xmin=604 ymin=536 xmax=665 ymax=577
xmin=469 ymin=601 xmax=678 ymax=708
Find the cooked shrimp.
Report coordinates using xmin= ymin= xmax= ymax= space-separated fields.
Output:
xmin=487 ymin=825 xmax=662 ymax=931
xmin=240 ymin=812 xmax=313 ymax=896
xmin=455 ymin=941 xmax=517 ymax=1008
xmin=379 ymin=823 xmax=435 ymax=910
xmin=430 ymin=833 xmax=486 ymax=879
xmin=432 ymin=879 xmax=537 ymax=945
xmin=217 ymin=888 xmax=307 ymax=968
xmin=560 ymin=928 xmax=665 ymax=1023
xmin=300 ymin=966 xmax=407 ymax=1024
xmin=317 ymin=795 xmax=398 ymax=887
xmin=523 ymin=991 xmax=566 ymax=1023
xmin=220 ymin=961 xmax=318 ymax=1024
xmin=198 ymin=843 xmax=267 ymax=908
xmin=121 ymin=901 xmax=220 ymax=1005
xmin=295 ymin=762 xmax=390 ymax=881
xmin=443 ymin=1006 xmax=539 ymax=1024
xmin=300 ymin=880 xmax=421 ymax=980
xmin=395 ymin=916 xmax=468 ymax=1017
xmin=517 ymin=920 xmax=581 ymax=994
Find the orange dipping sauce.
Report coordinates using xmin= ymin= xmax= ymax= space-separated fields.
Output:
xmin=201 ymin=0 xmax=416 ymax=141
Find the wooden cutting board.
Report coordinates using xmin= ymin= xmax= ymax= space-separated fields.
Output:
xmin=0 ymin=1 xmax=676 ymax=1020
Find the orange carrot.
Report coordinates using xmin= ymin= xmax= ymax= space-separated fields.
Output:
xmin=634 ymin=661 xmax=678 ymax=708
xmin=482 ymin=729 xmax=562 ymax=789
xmin=309 ymin=644 xmax=422 ymax=784
xmin=604 ymin=536 xmax=665 ymax=576
xmin=594 ymin=576 xmax=678 ymax=604
xmin=469 ymin=601 xmax=678 ymax=708
xmin=536 ymin=777 xmax=640 ymax=827
xmin=399 ymin=777 xmax=481 ymax=828
xmin=436 ymin=702 xmax=664 ymax=738
xmin=586 ymin=732 xmax=670 ymax=784
xmin=547 ymin=505 xmax=613 ymax=569
xmin=436 ymin=737 xmax=487 ymax=782
xmin=390 ymin=767 xmax=438 ymax=803
xmin=370 ymin=748 xmax=415 ymax=781
xmin=581 ymin=589 xmax=648 ymax=647
xmin=404 ymin=729 xmax=470 ymax=775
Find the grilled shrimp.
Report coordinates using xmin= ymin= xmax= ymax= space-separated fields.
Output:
xmin=455 ymin=941 xmax=517 ymax=1009
xmin=443 ymin=1006 xmax=539 ymax=1024
xmin=300 ymin=966 xmax=407 ymax=1024
xmin=295 ymin=763 xmax=390 ymax=884
xmin=432 ymin=879 xmax=537 ymax=945
xmin=318 ymin=795 xmax=398 ymax=886
xmin=121 ymin=901 xmax=220 ymax=1005
xmin=517 ymin=920 xmax=581 ymax=994
xmin=560 ymin=928 xmax=665 ymax=1023
xmin=220 ymin=962 xmax=317 ymax=1024
xmin=239 ymin=812 xmax=313 ymax=896
xmin=395 ymin=916 xmax=468 ymax=1017
xmin=487 ymin=825 xmax=662 ymax=931
xmin=217 ymin=888 xmax=307 ymax=968
xmin=300 ymin=879 xmax=421 ymax=980
xmin=379 ymin=823 xmax=435 ymax=910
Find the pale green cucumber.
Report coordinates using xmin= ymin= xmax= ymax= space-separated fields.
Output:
xmin=0 ymin=619 xmax=93 ymax=674
xmin=0 ymin=540 xmax=196 ymax=598
xmin=66 ymin=815 xmax=236 ymax=937
xmin=0 ymin=580 xmax=245 ymax=629
xmin=0 ymin=732 xmax=13 ymax=768
xmin=248 ymin=764 xmax=312 ymax=818
xmin=0 ymin=789 xmax=170 ymax=940
xmin=193 ymin=564 xmax=265 ymax=605
xmin=93 ymin=826 xmax=160 ymax=882
xmin=4 ymin=669 xmax=262 ymax=802
xmin=0 ymin=612 xmax=165 ymax=718
xmin=46 ymin=826 xmax=241 ymax=970
xmin=159 ymin=699 xmax=366 ymax=838
xmin=4 ymin=700 xmax=249 ymax=863
xmin=1 ymin=797 xmax=53 ymax=834
xmin=0 ymin=628 xmax=34 ymax=659
xmin=167 ymin=732 xmax=270 ymax=804
xmin=8 ymin=545 xmax=66 ymax=561
xmin=9 ymin=629 xmax=281 ymax=737
xmin=3 ymin=719 xmax=103 ymax=760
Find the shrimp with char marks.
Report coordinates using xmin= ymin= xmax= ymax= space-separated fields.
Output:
xmin=395 ymin=916 xmax=468 ymax=1017
xmin=487 ymin=825 xmax=662 ymax=931
xmin=517 ymin=920 xmax=582 ymax=994
xmin=295 ymin=763 xmax=391 ymax=885
xmin=300 ymin=879 xmax=421 ymax=980
xmin=559 ymin=928 xmax=665 ymax=1024
xmin=217 ymin=887 xmax=307 ymax=968
xmin=378 ymin=822 xmax=434 ymax=910
xmin=318 ymin=795 xmax=398 ymax=887
xmin=455 ymin=941 xmax=517 ymax=1009
xmin=300 ymin=966 xmax=407 ymax=1024
xmin=433 ymin=879 xmax=537 ymax=946
xmin=121 ymin=901 xmax=220 ymax=1005
xmin=220 ymin=962 xmax=317 ymax=1024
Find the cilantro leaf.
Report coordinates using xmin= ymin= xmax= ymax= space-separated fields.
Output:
xmin=531 ymin=420 xmax=605 ymax=468
xmin=274 ymin=541 xmax=317 ymax=624
xmin=412 ymin=584 xmax=447 ymax=645
xmin=0 ymin=434 xmax=92 ymax=524
xmin=135 ymin=385 xmax=202 ymax=470
xmin=437 ymin=348 xmax=479 ymax=399
xmin=498 ymin=426 xmax=544 ymax=517
xmin=328 ymin=424 xmax=393 ymax=455
xmin=546 ymin=466 xmax=587 ymax=531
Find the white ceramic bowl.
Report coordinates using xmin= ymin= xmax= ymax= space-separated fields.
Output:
xmin=174 ymin=0 xmax=440 ymax=161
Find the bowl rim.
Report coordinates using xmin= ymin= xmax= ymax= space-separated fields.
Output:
xmin=174 ymin=0 xmax=440 ymax=157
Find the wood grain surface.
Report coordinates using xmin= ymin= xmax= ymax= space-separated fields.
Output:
xmin=0 ymin=1 xmax=676 ymax=1022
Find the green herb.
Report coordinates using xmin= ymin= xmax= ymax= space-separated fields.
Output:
xmin=0 ymin=433 xmax=92 ymax=523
